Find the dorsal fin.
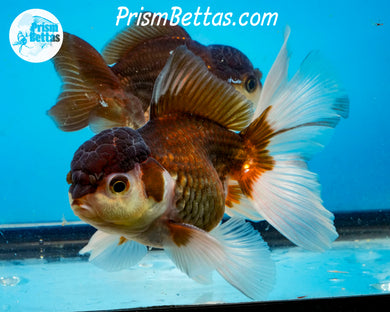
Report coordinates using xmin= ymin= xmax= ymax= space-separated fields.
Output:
xmin=103 ymin=13 xmax=191 ymax=65
xmin=150 ymin=46 xmax=254 ymax=131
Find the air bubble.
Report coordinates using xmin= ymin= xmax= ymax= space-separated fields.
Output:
xmin=0 ymin=276 xmax=21 ymax=287
xmin=371 ymin=282 xmax=390 ymax=292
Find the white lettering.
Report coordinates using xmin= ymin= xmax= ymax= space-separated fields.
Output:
xmin=223 ymin=12 xmax=232 ymax=26
xmin=212 ymin=12 xmax=223 ymax=26
xmin=116 ymin=6 xmax=129 ymax=26
xmin=141 ymin=12 xmax=152 ymax=26
xmin=136 ymin=7 xmax=145 ymax=26
xmin=193 ymin=7 xmax=202 ymax=26
xmin=115 ymin=7 xmax=279 ymax=27
xmin=182 ymin=12 xmax=192 ymax=26
xmin=170 ymin=6 xmax=182 ymax=26
xmin=239 ymin=12 xmax=249 ymax=26
xmin=152 ymin=13 xmax=169 ymax=26
xmin=128 ymin=12 xmax=138 ymax=26
xmin=261 ymin=12 xmax=278 ymax=26
xmin=250 ymin=12 xmax=261 ymax=26
xmin=203 ymin=7 xmax=212 ymax=26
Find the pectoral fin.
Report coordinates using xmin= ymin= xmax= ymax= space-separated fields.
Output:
xmin=80 ymin=230 xmax=147 ymax=272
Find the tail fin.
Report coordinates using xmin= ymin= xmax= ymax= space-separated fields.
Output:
xmin=235 ymin=27 xmax=349 ymax=251
xmin=48 ymin=32 xmax=145 ymax=133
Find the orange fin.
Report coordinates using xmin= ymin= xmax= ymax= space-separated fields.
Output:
xmin=103 ymin=12 xmax=191 ymax=65
xmin=48 ymin=32 xmax=145 ymax=132
xmin=165 ymin=218 xmax=275 ymax=299
xmin=225 ymin=183 xmax=241 ymax=208
xmin=151 ymin=46 xmax=254 ymax=131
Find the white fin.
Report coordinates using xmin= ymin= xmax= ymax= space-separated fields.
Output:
xmin=164 ymin=218 xmax=275 ymax=300
xmin=240 ymin=29 xmax=349 ymax=251
xmin=250 ymin=160 xmax=338 ymax=251
xmin=252 ymin=26 xmax=290 ymax=121
xmin=265 ymin=51 xmax=349 ymax=158
xmin=80 ymin=230 xmax=147 ymax=272
xmin=224 ymin=196 xmax=264 ymax=221
xmin=225 ymin=180 xmax=264 ymax=221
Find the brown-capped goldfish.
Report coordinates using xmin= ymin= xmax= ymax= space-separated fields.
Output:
xmin=48 ymin=13 xmax=262 ymax=133
xmin=67 ymin=28 xmax=349 ymax=299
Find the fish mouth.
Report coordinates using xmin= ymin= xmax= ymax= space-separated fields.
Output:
xmin=69 ymin=195 xmax=129 ymax=233
xmin=70 ymin=196 xmax=97 ymax=221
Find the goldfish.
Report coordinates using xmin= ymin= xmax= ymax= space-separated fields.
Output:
xmin=67 ymin=28 xmax=349 ymax=299
xmin=48 ymin=13 xmax=262 ymax=133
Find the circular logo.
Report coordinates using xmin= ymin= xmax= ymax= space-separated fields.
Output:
xmin=9 ymin=9 xmax=63 ymax=63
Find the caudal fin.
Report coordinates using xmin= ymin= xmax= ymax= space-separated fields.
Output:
xmin=234 ymin=27 xmax=349 ymax=251
xmin=48 ymin=32 xmax=145 ymax=133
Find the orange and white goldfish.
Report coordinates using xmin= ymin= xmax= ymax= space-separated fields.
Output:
xmin=48 ymin=13 xmax=262 ymax=133
xmin=67 ymin=28 xmax=349 ymax=299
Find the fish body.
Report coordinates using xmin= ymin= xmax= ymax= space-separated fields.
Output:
xmin=68 ymin=28 xmax=349 ymax=299
xmin=139 ymin=116 xmax=243 ymax=232
xmin=48 ymin=13 xmax=262 ymax=133
xmin=111 ymin=36 xmax=260 ymax=112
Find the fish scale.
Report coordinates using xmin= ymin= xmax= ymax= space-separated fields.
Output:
xmin=113 ymin=37 xmax=190 ymax=110
xmin=139 ymin=115 xmax=244 ymax=231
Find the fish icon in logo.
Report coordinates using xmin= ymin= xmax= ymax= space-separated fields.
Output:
xmin=12 ymin=31 xmax=29 ymax=54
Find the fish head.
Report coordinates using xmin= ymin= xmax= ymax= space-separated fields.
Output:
xmin=67 ymin=127 xmax=174 ymax=235
xmin=232 ymin=68 xmax=262 ymax=105
xmin=207 ymin=45 xmax=262 ymax=104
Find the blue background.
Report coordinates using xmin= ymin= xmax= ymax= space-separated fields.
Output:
xmin=1 ymin=0 xmax=389 ymax=224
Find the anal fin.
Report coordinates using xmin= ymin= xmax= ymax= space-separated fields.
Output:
xmin=164 ymin=218 xmax=275 ymax=299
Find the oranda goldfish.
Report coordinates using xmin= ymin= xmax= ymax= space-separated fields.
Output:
xmin=67 ymin=28 xmax=349 ymax=299
xmin=48 ymin=13 xmax=262 ymax=133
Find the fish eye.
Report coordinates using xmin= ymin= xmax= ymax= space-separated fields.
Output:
xmin=109 ymin=175 xmax=130 ymax=194
xmin=245 ymin=76 xmax=257 ymax=93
